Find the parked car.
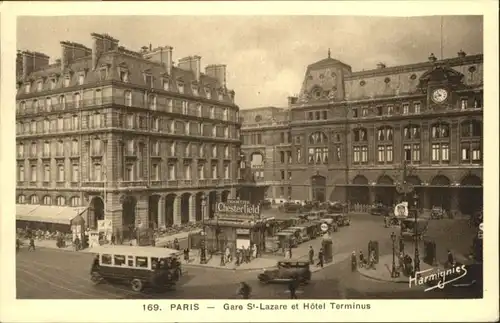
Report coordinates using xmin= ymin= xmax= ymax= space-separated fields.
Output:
xmin=260 ymin=200 xmax=272 ymax=210
xmin=370 ymin=203 xmax=390 ymax=216
xmin=279 ymin=202 xmax=303 ymax=213
xmin=258 ymin=260 xmax=311 ymax=284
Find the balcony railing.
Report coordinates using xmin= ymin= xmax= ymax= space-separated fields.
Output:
xmin=198 ymin=179 xmax=208 ymax=186
xmin=119 ymin=181 xmax=147 ymax=187
xmin=82 ymin=181 xmax=105 ymax=188
xmin=241 ymin=120 xmax=289 ymax=128
xmin=56 ymin=182 xmax=66 ymax=188
xmin=69 ymin=182 xmax=79 ymax=188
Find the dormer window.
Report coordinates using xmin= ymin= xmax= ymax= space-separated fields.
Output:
xmin=78 ymin=73 xmax=85 ymax=85
xmin=50 ymin=78 xmax=57 ymax=90
xmin=192 ymin=83 xmax=199 ymax=96
xmin=185 ymin=122 xmax=190 ymax=135
xmin=218 ymin=90 xmax=224 ymax=101
xmin=64 ymin=76 xmax=71 ymax=87
xmin=119 ymin=70 xmax=129 ymax=83
xmin=144 ymin=74 xmax=153 ymax=87
xmin=210 ymin=106 xmax=215 ymax=118
xmin=36 ymin=80 xmax=43 ymax=92
xmin=222 ymin=108 xmax=228 ymax=121
xmin=212 ymin=125 xmax=217 ymax=137
xmin=387 ymin=105 xmax=394 ymax=116
xmin=99 ymin=67 xmax=108 ymax=81
xmin=177 ymin=81 xmax=185 ymax=94
xmin=205 ymin=87 xmax=212 ymax=99
xmin=182 ymin=101 xmax=188 ymax=114
xmin=197 ymin=103 xmax=202 ymax=117
xmin=25 ymin=82 xmax=31 ymax=93
xmin=163 ymin=78 xmax=170 ymax=91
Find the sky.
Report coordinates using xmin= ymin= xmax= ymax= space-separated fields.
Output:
xmin=17 ymin=16 xmax=483 ymax=109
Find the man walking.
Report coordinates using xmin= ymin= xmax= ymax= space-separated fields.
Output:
xmin=288 ymin=276 xmax=299 ymax=299
xmin=317 ymin=248 xmax=324 ymax=268
xmin=28 ymin=237 xmax=35 ymax=251
xmin=308 ymin=246 xmax=314 ymax=265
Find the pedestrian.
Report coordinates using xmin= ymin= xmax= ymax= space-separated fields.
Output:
xmin=358 ymin=250 xmax=365 ymax=268
xmin=235 ymin=249 xmax=241 ymax=266
xmin=16 ymin=238 xmax=21 ymax=252
xmin=288 ymin=276 xmax=299 ymax=299
xmin=220 ymin=253 xmax=225 ymax=266
xmin=225 ymin=246 xmax=231 ymax=263
xmin=174 ymin=238 xmax=180 ymax=250
xmin=308 ymin=246 xmax=314 ymax=265
xmin=317 ymin=248 xmax=324 ymax=268
xmin=447 ymin=249 xmax=454 ymax=268
xmin=74 ymin=237 xmax=80 ymax=251
xmin=399 ymin=237 xmax=404 ymax=254
xmin=28 ymin=237 xmax=35 ymax=251
xmin=111 ymin=233 xmax=115 ymax=245
xmin=289 ymin=246 xmax=293 ymax=259
xmin=351 ymin=251 xmax=357 ymax=272
xmin=238 ymin=282 xmax=251 ymax=299
xmin=252 ymin=245 xmax=257 ymax=259
xmin=184 ymin=248 xmax=190 ymax=263
xmin=398 ymin=252 xmax=404 ymax=272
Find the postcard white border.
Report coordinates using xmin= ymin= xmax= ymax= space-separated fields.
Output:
xmin=1 ymin=1 xmax=498 ymax=322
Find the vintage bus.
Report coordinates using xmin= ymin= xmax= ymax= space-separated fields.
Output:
xmin=89 ymin=245 xmax=183 ymax=292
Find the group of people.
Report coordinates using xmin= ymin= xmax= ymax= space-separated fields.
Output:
xmin=351 ymin=250 xmax=377 ymax=271
xmin=221 ymin=243 xmax=259 ymax=266
xmin=308 ymin=246 xmax=325 ymax=268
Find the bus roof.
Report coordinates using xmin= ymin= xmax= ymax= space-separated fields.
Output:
xmin=88 ymin=245 xmax=182 ymax=258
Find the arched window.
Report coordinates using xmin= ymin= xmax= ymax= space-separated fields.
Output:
xmin=70 ymin=196 xmax=81 ymax=207
xmin=376 ymin=126 xmax=393 ymax=142
xmin=56 ymin=196 xmax=66 ymax=206
xmin=18 ymin=195 xmax=26 ymax=204
xmin=431 ymin=122 xmax=450 ymax=139
xmin=30 ymin=195 xmax=39 ymax=204
xmin=149 ymin=94 xmax=157 ymax=110
xmin=42 ymin=195 xmax=52 ymax=205
xmin=308 ymin=131 xmax=328 ymax=164
xmin=376 ymin=126 xmax=394 ymax=164
xmin=460 ymin=120 xmax=482 ymax=138
xmin=308 ymin=131 xmax=328 ymax=145
xmin=402 ymin=125 xmax=421 ymax=163
xmin=74 ymin=92 xmax=81 ymax=108
xmin=71 ymin=139 xmax=79 ymax=155
xmin=352 ymin=128 xmax=368 ymax=164
xmin=403 ymin=125 xmax=421 ymax=140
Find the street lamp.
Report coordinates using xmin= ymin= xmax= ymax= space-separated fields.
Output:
xmin=390 ymin=231 xmax=399 ymax=278
xmin=413 ymin=192 xmax=420 ymax=274
xmin=200 ymin=195 xmax=207 ymax=264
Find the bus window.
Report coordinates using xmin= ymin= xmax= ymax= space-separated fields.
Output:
xmin=101 ymin=254 xmax=112 ymax=265
xmin=127 ymin=255 xmax=134 ymax=267
xmin=135 ymin=256 xmax=148 ymax=268
xmin=114 ymin=255 xmax=126 ymax=266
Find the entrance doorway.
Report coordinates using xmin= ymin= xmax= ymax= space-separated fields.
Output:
xmin=311 ymin=175 xmax=326 ymax=202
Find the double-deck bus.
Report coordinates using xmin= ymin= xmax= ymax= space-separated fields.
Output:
xmin=89 ymin=245 xmax=182 ymax=292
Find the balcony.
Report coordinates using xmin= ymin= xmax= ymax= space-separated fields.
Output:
xmin=241 ymin=120 xmax=289 ymax=129
xmin=223 ymin=179 xmax=232 ymax=185
xmin=69 ymin=182 xmax=79 ymax=188
xmin=198 ymin=179 xmax=208 ymax=186
xmin=29 ymin=181 xmax=37 ymax=187
xmin=150 ymin=180 xmax=163 ymax=187
xmin=42 ymin=181 xmax=51 ymax=188
xmin=180 ymin=180 xmax=193 ymax=187
xmin=167 ymin=180 xmax=178 ymax=186
xmin=17 ymin=181 xmax=25 ymax=187
xmin=119 ymin=181 xmax=147 ymax=188
xmin=82 ymin=181 xmax=105 ymax=188
xmin=210 ymin=179 xmax=221 ymax=185
xmin=55 ymin=182 xmax=66 ymax=188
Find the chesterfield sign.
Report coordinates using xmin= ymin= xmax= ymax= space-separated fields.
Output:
xmin=216 ymin=199 xmax=261 ymax=217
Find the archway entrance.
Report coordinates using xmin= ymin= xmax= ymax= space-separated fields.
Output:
xmin=122 ymin=196 xmax=137 ymax=240
xmin=89 ymin=196 xmax=104 ymax=229
xmin=221 ymin=190 xmax=230 ymax=202
xmin=195 ymin=192 xmax=204 ymax=221
xmin=459 ymin=175 xmax=482 ymax=215
xmin=430 ymin=175 xmax=451 ymax=210
xmin=208 ymin=191 xmax=217 ymax=219
xmin=349 ymin=175 xmax=369 ymax=204
xmin=148 ymin=195 xmax=160 ymax=229
xmin=376 ymin=175 xmax=395 ymax=206
xmin=311 ymin=175 xmax=326 ymax=202
xmin=180 ymin=193 xmax=191 ymax=224
xmin=164 ymin=194 xmax=176 ymax=227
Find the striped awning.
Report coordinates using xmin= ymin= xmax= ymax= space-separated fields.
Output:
xmin=16 ymin=204 xmax=87 ymax=225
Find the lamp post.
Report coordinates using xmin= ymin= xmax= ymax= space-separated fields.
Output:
xmin=413 ymin=192 xmax=420 ymax=274
xmin=200 ymin=195 xmax=207 ymax=264
xmin=390 ymin=231 xmax=398 ymax=278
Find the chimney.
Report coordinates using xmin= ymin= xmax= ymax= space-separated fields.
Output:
xmin=60 ymin=41 xmax=92 ymax=71
xmin=428 ymin=53 xmax=437 ymax=63
xmin=205 ymin=64 xmax=227 ymax=88
xmin=16 ymin=51 xmax=23 ymax=79
xmin=21 ymin=51 xmax=50 ymax=79
xmin=91 ymin=33 xmax=119 ymax=69
xmin=143 ymin=46 xmax=173 ymax=74
xmin=228 ymin=90 xmax=235 ymax=103
xmin=192 ymin=55 xmax=201 ymax=82
xmin=376 ymin=62 xmax=386 ymax=69
xmin=457 ymin=49 xmax=466 ymax=58
xmin=288 ymin=96 xmax=298 ymax=106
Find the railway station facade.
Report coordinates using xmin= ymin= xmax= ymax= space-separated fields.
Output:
xmin=240 ymin=51 xmax=483 ymax=215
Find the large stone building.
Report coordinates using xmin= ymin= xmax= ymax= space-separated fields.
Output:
xmin=241 ymin=50 xmax=483 ymax=215
xmin=16 ymin=33 xmax=242 ymax=235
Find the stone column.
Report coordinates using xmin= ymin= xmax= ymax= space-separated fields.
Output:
xmin=136 ymin=194 xmax=148 ymax=228
xmin=369 ymin=186 xmax=376 ymax=204
xmin=189 ymin=194 xmax=196 ymax=222
xmin=158 ymin=195 xmax=166 ymax=228
xmin=450 ymin=188 xmax=459 ymax=213
xmin=173 ymin=196 xmax=181 ymax=225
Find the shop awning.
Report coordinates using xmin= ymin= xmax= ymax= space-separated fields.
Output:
xmin=16 ymin=204 xmax=87 ymax=225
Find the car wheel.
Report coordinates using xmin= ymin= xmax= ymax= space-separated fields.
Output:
xmin=90 ymin=272 xmax=102 ymax=285
xmin=131 ymin=279 xmax=144 ymax=292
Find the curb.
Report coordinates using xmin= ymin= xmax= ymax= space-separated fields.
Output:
xmin=182 ymin=263 xmax=276 ymax=272
xmin=357 ymin=268 xmax=409 ymax=284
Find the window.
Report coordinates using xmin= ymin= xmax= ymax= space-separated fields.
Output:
xmin=57 ymin=140 xmax=64 ymax=156
xmin=31 ymin=142 xmax=37 ymax=157
xmin=198 ymin=165 xmax=205 ymax=179
xmin=135 ymin=256 xmax=148 ymax=268
xmin=378 ymin=146 xmax=385 ymax=162
xmin=431 ymin=123 xmax=450 ymax=139
xmin=199 ymin=144 xmax=205 ymax=158
xmin=64 ymin=76 xmax=70 ymax=87
xmin=120 ymin=70 xmax=129 ymax=83
xmin=57 ymin=164 xmax=65 ymax=181
xmin=322 ymin=111 xmax=328 ymax=120
xmin=280 ymin=170 xmax=285 ymax=180
xmin=178 ymin=82 xmax=185 ymax=94
xmin=56 ymin=196 xmax=65 ymax=206
xmin=361 ymin=146 xmax=368 ymax=163
xmin=92 ymin=113 xmax=101 ymax=128
xmin=376 ymin=106 xmax=383 ymax=116
xmin=308 ymin=111 xmax=314 ymax=120
xmin=50 ymin=79 xmax=56 ymax=90
xmin=126 ymin=114 xmax=134 ymax=128
xmin=361 ymin=108 xmax=368 ymax=117
xmin=93 ymin=163 xmax=102 ymax=181
xmin=43 ymin=165 xmax=50 ymax=182
xmin=461 ymin=142 xmax=481 ymax=163
xmin=315 ymin=111 xmax=320 ymax=120
xmin=170 ymin=142 xmax=176 ymax=156
xmin=37 ymin=81 xmax=43 ymax=92
xmin=30 ymin=165 xmax=37 ymax=181
xmin=72 ymin=115 xmax=79 ymax=130
xmin=70 ymin=140 xmax=78 ymax=155
xmin=43 ymin=195 xmax=52 ymax=205
xmin=473 ymin=97 xmax=482 ymax=109
xmin=280 ymin=133 xmax=285 ymax=143
xmin=460 ymin=98 xmax=468 ymax=110
xmin=441 ymin=144 xmax=450 ymax=162
xmin=224 ymin=127 xmax=229 ymax=138
xmin=287 ymin=151 xmax=292 ymax=163
xmin=152 ymin=117 xmax=159 ymax=131
xmin=353 ymin=128 xmax=367 ymax=142
xmin=403 ymin=125 xmax=421 ymax=140
xmin=149 ymin=95 xmax=157 ymax=110
xmin=70 ymin=196 xmax=80 ymax=207
xmin=72 ymin=164 xmax=79 ymax=182
xmin=151 ymin=164 xmax=160 ymax=181
xmin=168 ymin=164 xmax=176 ymax=180
xmin=413 ymin=102 xmax=421 ymax=114
xmin=183 ymin=165 xmax=192 ymax=180
xmin=18 ymin=143 xmax=24 ymax=158
xmin=386 ymin=105 xmax=394 ymax=116
xmin=74 ymin=93 xmax=81 ymax=108
xmin=209 ymin=106 xmax=215 ymax=118
xmin=25 ymin=83 xmax=31 ymax=93
xmin=33 ymin=100 xmax=39 ymax=113
xmin=59 ymin=95 xmax=66 ymax=108
xmin=296 ymin=148 xmax=301 ymax=162
xmin=461 ymin=120 xmax=482 ymax=137
xmin=30 ymin=120 xmax=37 ymax=133
xmin=56 ymin=116 xmax=64 ymax=130
xmin=43 ymin=141 xmax=50 ymax=156
xmin=432 ymin=144 xmax=440 ymax=162
xmin=18 ymin=195 xmax=26 ymax=204
xmin=353 ymin=146 xmax=360 ymax=163
xmin=335 ymin=146 xmax=341 ymax=161
xmin=30 ymin=194 xmax=39 ymax=204
xmin=211 ymin=164 xmax=218 ymax=179
xmin=212 ymin=145 xmax=218 ymax=158
xmin=288 ymin=171 xmax=292 ymax=180
xmin=99 ymin=68 xmax=108 ymax=81
xmin=78 ymin=74 xmax=85 ymax=85
xmin=386 ymin=146 xmax=393 ymax=162
xmin=223 ymin=164 xmax=230 ymax=179
xmin=114 ymin=255 xmax=126 ymax=266
xmin=18 ymin=166 xmax=25 ymax=181
xmin=205 ymin=88 xmax=212 ymax=99
xmin=412 ymin=144 xmax=421 ymax=162
xmin=404 ymin=144 xmax=411 ymax=162
xmin=224 ymin=145 xmax=230 ymax=158
xmin=46 ymin=98 xmax=52 ymax=111
xmin=197 ymin=104 xmax=202 ymax=117
xmin=101 ymin=254 xmax=112 ymax=265
xmin=402 ymin=103 xmax=409 ymax=115
xmin=163 ymin=79 xmax=170 ymax=91
xmin=95 ymin=89 xmax=102 ymax=105
xmin=125 ymin=91 xmax=132 ymax=107
xmin=280 ymin=151 xmax=285 ymax=163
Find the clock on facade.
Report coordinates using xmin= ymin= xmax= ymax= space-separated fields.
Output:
xmin=432 ymin=88 xmax=448 ymax=103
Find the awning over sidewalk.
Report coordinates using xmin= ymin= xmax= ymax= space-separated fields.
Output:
xmin=16 ymin=204 xmax=87 ymax=225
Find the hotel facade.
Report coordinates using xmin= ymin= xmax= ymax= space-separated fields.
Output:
xmin=16 ymin=33 xmax=242 ymax=235
xmin=240 ymin=51 xmax=483 ymax=215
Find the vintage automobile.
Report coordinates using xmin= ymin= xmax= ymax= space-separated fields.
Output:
xmin=89 ymin=245 xmax=182 ymax=292
xmin=370 ymin=203 xmax=390 ymax=216
xmin=326 ymin=202 xmax=347 ymax=214
xmin=278 ymin=202 xmax=303 ymax=213
xmin=400 ymin=218 xmax=429 ymax=240
xmin=275 ymin=231 xmax=297 ymax=249
xmin=258 ymin=260 xmax=312 ymax=284
xmin=260 ymin=200 xmax=272 ymax=210
xmin=430 ymin=206 xmax=445 ymax=219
